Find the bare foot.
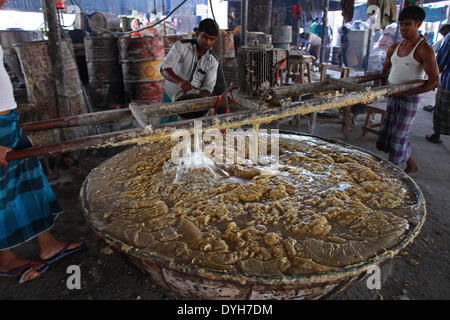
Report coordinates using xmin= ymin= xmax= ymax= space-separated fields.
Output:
xmin=405 ymin=157 xmax=419 ymax=174
xmin=39 ymin=241 xmax=84 ymax=261
xmin=0 ymin=251 xmax=46 ymax=276
xmin=404 ymin=165 xmax=419 ymax=174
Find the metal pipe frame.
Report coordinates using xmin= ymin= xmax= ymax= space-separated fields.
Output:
xmin=7 ymin=79 xmax=425 ymax=161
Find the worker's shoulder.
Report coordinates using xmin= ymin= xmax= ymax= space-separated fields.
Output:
xmin=386 ymin=42 xmax=400 ymax=57
xmin=208 ymin=49 xmax=219 ymax=62
xmin=416 ymin=39 xmax=436 ymax=57
xmin=389 ymin=41 xmax=401 ymax=50
xmin=180 ymin=38 xmax=196 ymax=44
xmin=444 ymin=33 xmax=450 ymax=43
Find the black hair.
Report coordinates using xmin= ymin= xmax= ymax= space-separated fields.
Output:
xmin=398 ymin=5 xmax=426 ymax=22
xmin=341 ymin=26 xmax=348 ymax=34
xmin=198 ymin=18 xmax=219 ymax=37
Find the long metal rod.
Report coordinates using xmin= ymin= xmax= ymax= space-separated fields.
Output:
xmin=241 ymin=0 xmax=248 ymax=46
xmin=319 ymin=0 xmax=329 ymax=64
xmin=19 ymin=95 xmax=238 ymax=132
xmin=20 ymin=108 xmax=132 ymax=132
xmin=18 ymin=74 xmax=387 ymax=133
xmin=6 ymin=80 xmax=424 ymax=161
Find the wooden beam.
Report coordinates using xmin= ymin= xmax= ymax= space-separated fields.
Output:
xmin=20 ymin=108 xmax=132 ymax=132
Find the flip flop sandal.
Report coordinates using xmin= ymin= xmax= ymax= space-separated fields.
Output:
xmin=42 ymin=242 xmax=86 ymax=264
xmin=19 ymin=263 xmax=49 ymax=284
xmin=0 ymin=261 xmax=48 ymax=283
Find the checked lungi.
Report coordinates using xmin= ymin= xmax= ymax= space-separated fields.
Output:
xmin=0 ymin=110 xmax=62 ymax=251
xmin=377 ymin=95 xmax=420 ymax=165
xmin=433 ymin=88 xmax=450 ymax=135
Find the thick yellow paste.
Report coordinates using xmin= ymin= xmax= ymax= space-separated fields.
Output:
xmin=85 ymin=134 xmax=414 ymax=276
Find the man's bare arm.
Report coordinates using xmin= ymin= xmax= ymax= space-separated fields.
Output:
xmin=161 ymin=68 xmax=194 ymax=92
xmin=381 ymin=44 xmax=396 ymax=85
xmin=0 ymin=146 xmax=12 ymax=167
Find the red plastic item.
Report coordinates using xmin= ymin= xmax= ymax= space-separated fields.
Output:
xmin=213 ymin=86 xmax=238 ymax=135
xmin=55 ymin=0 xmax=66 ymax=9
xmin=292 ymin=4 xmax=301 ymax=20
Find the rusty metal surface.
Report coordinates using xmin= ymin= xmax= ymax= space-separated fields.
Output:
xmin=80 ymin=132 xmax=427 ymax=300
xmin=119 ymin=35 xmax=165 ymax=104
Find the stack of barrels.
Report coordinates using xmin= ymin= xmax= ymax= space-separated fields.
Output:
xmin=84 ymin=36 xmax=124 ymax=110
xmin=16 ymin=33 xmax=209 ymax=111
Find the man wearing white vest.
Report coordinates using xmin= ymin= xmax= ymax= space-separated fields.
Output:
xmin=377 ymin=5 xmax=440 ymax=174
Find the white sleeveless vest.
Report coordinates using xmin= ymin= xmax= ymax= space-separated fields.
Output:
xmin=388 ymin=39 xmax=425 ymax=85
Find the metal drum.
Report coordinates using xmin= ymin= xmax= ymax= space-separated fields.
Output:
xmin=14 ymin=40 xmax=88 ymax=142
xmin=271 ymin=25 xmax=292 ymax=50
xmin=14 ymin=40 xmax=86 ymax=117
xmin=0 ymin=30 xmax=42 ymax=78
xmin=88 ymin=12 xmax=121 ymax=34
xmin=84 ymin=36 xmax=124 ymax=109
xmin=118 ymin=36 xmax=165 ymax=105
xmin=81 ymin=132 xmax=427 ymax=300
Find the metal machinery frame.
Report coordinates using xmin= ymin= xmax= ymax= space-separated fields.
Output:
xmin=6 ymin=73 xmax=424 ymax=162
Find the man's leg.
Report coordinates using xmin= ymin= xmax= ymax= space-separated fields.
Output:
xmin=387 ymin=96 xmax=420 ymax=171
xmin=426 ymin=88 xmax=447 ymax=144
xmin=37 ymin=231 xmax=83 ymax=261
xmin=0 ymin=249 xmax=46 ymax=275
xmin=342 ymin=48 xmax=348 ymax=67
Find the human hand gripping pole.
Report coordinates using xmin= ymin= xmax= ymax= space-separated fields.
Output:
xmin=0 ymin=146 xmax=12 ymax=167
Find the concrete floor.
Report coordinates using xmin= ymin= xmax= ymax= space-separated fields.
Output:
xmin=0 ymin=89 xmax=448 ymax=300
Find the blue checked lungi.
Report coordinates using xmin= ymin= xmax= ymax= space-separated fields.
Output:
xmin=159 ymin=91 xmax=179 ymax=124
xmin=378 ymin=95 xmax=420 ymax=165
xmin=0 ymin=109 xmax=62 ymax=250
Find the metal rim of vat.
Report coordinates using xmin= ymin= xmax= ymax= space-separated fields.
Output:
xmin=80 ymin=131 xmax=426 ymax=292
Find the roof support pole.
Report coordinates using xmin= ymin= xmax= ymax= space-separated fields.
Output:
xmin=241 ymin=0 xmax=248 ymax=46
xmin=320 ymin=0 xmax=329 ymax=64
xmin=41 ymin=0 xmax=70 ymax=118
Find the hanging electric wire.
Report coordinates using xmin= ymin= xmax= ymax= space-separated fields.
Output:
xmin=68 ymin=0 xmax=188 ymax=36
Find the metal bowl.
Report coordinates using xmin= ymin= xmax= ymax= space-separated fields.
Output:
xmin=80 ymin=131 xmax=426 ymax=299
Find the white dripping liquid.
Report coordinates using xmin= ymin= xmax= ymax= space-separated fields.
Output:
xmin=164 ymin=124 xmax=218 ymax=183
xmin=163 ymin=125 xmax=280 ymax=183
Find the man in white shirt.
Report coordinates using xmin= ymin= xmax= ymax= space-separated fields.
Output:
xmin=160 ymin=18 xmax=219 ymax=104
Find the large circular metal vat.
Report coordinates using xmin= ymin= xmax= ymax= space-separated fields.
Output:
xmin=81 ymin=132 xmax=426 ymax=299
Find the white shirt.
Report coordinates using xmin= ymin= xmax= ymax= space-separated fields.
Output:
xmin=160 ymin=39 xmax=219 ymax=102
xmin=0 ymin=44 xmax=17 ymax=112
